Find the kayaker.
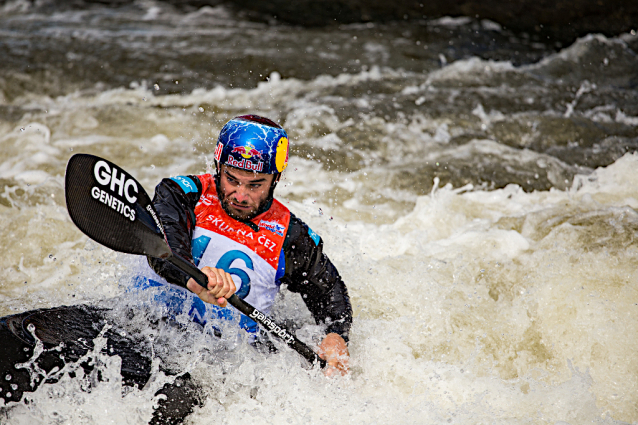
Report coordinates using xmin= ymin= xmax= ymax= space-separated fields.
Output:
xmin=144 ymin=114 xmax=352 ymax=375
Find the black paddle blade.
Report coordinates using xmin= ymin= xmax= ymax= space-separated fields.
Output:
xmin=65 ymin=154 xmax=171 ymax=258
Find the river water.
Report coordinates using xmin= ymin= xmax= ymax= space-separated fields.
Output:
xmin=1 ymin=1 xmax=637 ymax=424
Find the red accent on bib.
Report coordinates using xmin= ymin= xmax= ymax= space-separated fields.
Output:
xmin=194 ymin=174 xmax=290 ymax=268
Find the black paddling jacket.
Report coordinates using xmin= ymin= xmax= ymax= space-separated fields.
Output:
xmin=147 ymin=176 xmax=352 ymax=343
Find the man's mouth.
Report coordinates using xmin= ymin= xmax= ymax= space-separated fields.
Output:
xmin=229 ymin=200 xmax=252 ymax=210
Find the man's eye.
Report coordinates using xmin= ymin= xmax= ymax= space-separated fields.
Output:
xmin=250 ymin=184 xmax=262 ymax=189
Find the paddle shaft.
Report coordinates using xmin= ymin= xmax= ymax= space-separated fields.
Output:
xmin=167 ymin=254 xmax=327 ymax=367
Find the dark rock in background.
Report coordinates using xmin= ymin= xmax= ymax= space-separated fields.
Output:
xmin=221 ymin=0 xmax=638 ymax=41
xmin=2 ymin=0 xmax=636 ymax=43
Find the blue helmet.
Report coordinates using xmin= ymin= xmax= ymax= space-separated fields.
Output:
xmin=214 ymin=115 xmax=289 ymax=175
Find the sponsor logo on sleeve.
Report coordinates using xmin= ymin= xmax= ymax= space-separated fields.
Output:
xmin=170 ymin=176 xmax=197 ymax=194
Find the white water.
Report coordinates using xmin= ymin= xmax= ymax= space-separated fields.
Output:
xmin=1 ymin=5 xmax=637 ymax=423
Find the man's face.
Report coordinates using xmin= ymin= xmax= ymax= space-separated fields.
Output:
xmin=218 ymin=164 xmax=275 ymax=220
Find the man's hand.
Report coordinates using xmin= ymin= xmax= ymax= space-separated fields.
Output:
xmin=318 ymin=333 xmax=349 ymax=377
xmin=186 ymin=266 xmax=236 ymax=308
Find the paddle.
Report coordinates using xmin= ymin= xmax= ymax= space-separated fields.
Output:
xmin=64 ymin=153 xmax=326 ymax=368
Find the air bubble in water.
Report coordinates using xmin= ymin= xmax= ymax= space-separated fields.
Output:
xmin=318 ymin=208 xmax=323 ymax=215
xmin=154 ymin=84 xmax=160 ymax=90
xmin=10 ymin=384 xmax=17 ymax=391
xmin=5 ymin=375 xmax=11 ymax=381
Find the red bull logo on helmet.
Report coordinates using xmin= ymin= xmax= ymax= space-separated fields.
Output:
xmin=231 ymin=143 xmax=263 ymax=160
xmin=227 ymin=142 xmax=265 ymax=172
xmin=226 ymin=155 xmax=264 ymax=172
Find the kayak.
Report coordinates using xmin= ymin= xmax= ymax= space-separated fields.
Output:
xmin=0 ymin=304 xmax=201 ymax=424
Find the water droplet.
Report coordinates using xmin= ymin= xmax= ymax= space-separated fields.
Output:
xmin=318 ymin=208 xmax=323 ymax=215
xmin=142 ymin=97 xmax=146 ymax=101
xmin=49 ymin=254 xmax=53 ymax=259
xmin=69 ymin=148 xmax=73 ymax=152
xmin=151 ymin=164 xmax=155 ymax=169
xmin=27 ymin=323 xmax=35 ymax=332
xmin=20 ymin=128 xmax=25 ymax=132
xmin=154 ymin=84 xmax=160 ymax=90
xmin=5 ymin=375 xmax=11 ymax=381
xmin=198 ymin=107 xmax=204 ymax=112
xmin=5 ymin=392 xmax=10 ymax=398
xmin=302 ymin=272 xmax=307 ymax=276
xmin=10 ymin=384 xmax=17 ymax=391
xmin=329 ymin=217 xmax=333 ymax=220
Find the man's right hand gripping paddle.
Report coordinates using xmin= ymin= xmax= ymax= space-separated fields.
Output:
xmin=187 ymin=266 xmax=236 ymax=308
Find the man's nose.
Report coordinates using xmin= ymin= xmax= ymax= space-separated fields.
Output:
xmin=233 ymin=184 xmax=250 ymax=202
